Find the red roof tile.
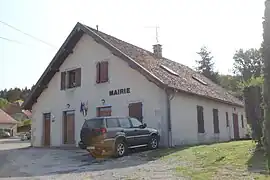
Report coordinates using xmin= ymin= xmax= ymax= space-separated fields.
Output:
xmin=0 ymin=109 xmax=18 ymax=124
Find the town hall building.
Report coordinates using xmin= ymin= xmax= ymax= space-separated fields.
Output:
xmin=22 ymin=22 xmax=247 ymax=147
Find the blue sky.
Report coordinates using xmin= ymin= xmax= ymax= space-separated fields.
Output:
xmin=0 ymin=0 xmax=264 ymax=90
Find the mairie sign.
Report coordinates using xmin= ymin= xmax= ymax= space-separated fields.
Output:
xmin=109 ymin=88 xmax=131 ymax=96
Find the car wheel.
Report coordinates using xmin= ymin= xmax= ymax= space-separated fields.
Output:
xmin=148 ymin=135 xmax=159 ymax=150
xmin=114 ymin=140 xmax=127 ymax=158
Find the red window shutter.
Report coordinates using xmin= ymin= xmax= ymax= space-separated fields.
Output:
xmin=61 ymin=72 xmax=66 ymax=90
xmin=75 ymin=68 xmax=81 ymax=87
xmin=96 ymin=62 xmax=100 ymax=83
xmin=100 ymin=61 xmax=108 ymax=83
xmin=100 ymin=62 xmax=105 ymax=83
xmin=103 ymin=61 xmax=109 ymax=82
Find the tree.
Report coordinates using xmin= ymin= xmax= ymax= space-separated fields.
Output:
xmin=233 ymin=48 xmax=262 ymax=82
xmin=233 ymin=48 xmax=264 ymax=145
xmin=195 ymin=46 xmax=219 ymax=84
xmin=0 ymin=98 xmax=8 ymax=109
xmin=0 ymin=87 xmax=32 ymax=102
xmin=219 ymin=74 xmax=243 ymax=99
xmin=262 ymin=0 xmax=270 ymax=172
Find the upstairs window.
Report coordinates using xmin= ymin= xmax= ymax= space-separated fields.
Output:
xmin=197 ymin=105 xmax=205 ymax=133
xmin=96 ymin=61 xmax=109 ymax=83
xmin=60 ymin=68 xmax=81 ymax=90
xmin=213 ymin=109 xmax=220 ymax=134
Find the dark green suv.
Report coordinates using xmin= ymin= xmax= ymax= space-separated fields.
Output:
xmin=79 ymin=116 xmax=160 ymax=158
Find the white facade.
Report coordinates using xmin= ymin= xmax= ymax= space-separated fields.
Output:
xmin=170 ymin=93 xmax=246 ymax=146
xmin=31 ymin=34 xmax=247 ymax=147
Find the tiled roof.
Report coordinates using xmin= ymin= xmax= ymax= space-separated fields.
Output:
xmin=0 ymin=109 xmax=18 ymax=124
xmin=84 ymin=25 xmax=243 ymax=107
xmin=22 ymin=22 xmax=243 ymax=110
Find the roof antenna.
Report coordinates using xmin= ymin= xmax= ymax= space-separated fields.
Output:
xmin=155 ymin=26 xmax=160 ymax=44
xmin=144 ymin=25 xmax=160 ymax=44
xmin=96 ymin=25 xmax=99 ymax=32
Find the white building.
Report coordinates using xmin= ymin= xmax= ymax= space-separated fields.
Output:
xmin=22 ymin=22 xmax=247 ymax=147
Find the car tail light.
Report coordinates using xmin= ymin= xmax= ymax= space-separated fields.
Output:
xmin=100 ymin=128 xmax=107 ymax=134
xmin=94 ymin=128 xmax=107 ymax=134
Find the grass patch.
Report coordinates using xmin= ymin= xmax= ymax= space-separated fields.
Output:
xmin=147 ymin=141 xmax=269 ymax=180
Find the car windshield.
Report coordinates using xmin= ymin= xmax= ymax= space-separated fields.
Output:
xmin=83 ymin=118 xmax=104 ymax=128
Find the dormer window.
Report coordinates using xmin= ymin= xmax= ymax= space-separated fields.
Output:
xmin=160 ymin=65 xmax=179 ymax=76
xmin=61 ymin=68 xmax=81 ymax=90
xmin=192 ymin=75 xmax=208 ymax=86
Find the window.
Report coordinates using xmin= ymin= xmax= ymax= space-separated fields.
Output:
xmin=106 ymin=118 xmax=120 ymax=128
xmin=213 ymin=109 xmax=220 ymax=134
xmin=96 ymin=61 xmax=109 ymax=83
xmin=119 ymin=118 xmax=131 ymax=128
xmin=226 ymin=112 xmax=229 ymax=127
xmin=192 ymin=76 xmax=208 ymax=85
xmin=68 ymin=70 xmax=76 ymax=88
xmin=197 ymin=106 xmax=205 ymax=133
xmin=241 ymin=115 xmax=244 ymax=128
xmin=43 ymin=113 xmax=51 ymax=120
xmin=97 ymin=106 xmax=111 ymax=117
xmin=160 ymin=65 xmax=179 ymax=76
xmin=83 ymin=118 xmax=104 ymax=128
xmin=130 ymin=117 xmax=142 ymax=128
xmin=60 ymin=68 xmax=81 ymax=90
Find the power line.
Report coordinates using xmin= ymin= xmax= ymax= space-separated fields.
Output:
xmin=0 ymin=36 xmax=25 ymax=45
xmin=0 ymin=20 xmax=57 ymax=49
xmin=0 ymin=36 xmax=56 ymax=51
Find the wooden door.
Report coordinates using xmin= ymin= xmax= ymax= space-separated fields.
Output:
xmin=129 ymin=102 xmax=143 ymax=122
xmin=97 ymin=107 xmax=111 ymax=117
xmin=43 ymin=113 xmax=51 ymax=146
xmin=63 ymin=111 xmax=75 ymax=144
xmin=233 ymin=113 xmax=240 ymax=139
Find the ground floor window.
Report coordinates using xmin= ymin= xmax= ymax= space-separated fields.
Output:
xmin=129 ymin=102 xmax=143 ymax=122
xmin=97 ymin=106 xmax=112 ymax=117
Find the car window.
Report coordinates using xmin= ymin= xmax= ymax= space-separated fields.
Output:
xmin=118 ymin=118 xmax=131 ymax=128
xmin=83 ymin=118 xmax=104 ymax=128
xmin=130 ymin=118 xmax=142 ymax=127
xmin=106 ymin=118 xmax=120 ymax=128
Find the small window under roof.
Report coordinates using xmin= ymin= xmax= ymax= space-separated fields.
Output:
xmin=192 ymin=75 xmax=208 ymax=85
xmin=160 ymin=65 xmax=179 ymax=76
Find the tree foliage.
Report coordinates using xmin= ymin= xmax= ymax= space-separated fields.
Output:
xmin=195 ymin=46 xmax=219 ymax=84
xmin=0 ymin=98 xmax=8 ymax=109
xmin=219 ymin=75 xmax=243 ymax=99
xmin=233 ymin=48 xmax=263 ymax=81
xmin=0 ymin=86 xmax=33 ymax=103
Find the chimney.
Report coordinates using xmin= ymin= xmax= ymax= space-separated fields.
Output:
xmin=153 ymin=44 xmax=162 ymax=58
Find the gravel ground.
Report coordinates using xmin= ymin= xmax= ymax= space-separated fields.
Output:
xmin=0 ymin=138 xmax=185 ymax=180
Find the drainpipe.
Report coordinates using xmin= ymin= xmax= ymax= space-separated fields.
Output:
xmin=165 ymin=88 xmax=176 ymax=147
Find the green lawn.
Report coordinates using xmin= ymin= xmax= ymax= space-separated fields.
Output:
xmin=147 ymin=140 xmax=269 ymax=180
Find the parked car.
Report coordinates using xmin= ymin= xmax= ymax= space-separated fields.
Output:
xmin=79 ymin=116 xmax=160 ymax=158
xmin=0 ymin=131 xmax=10 ymax=138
